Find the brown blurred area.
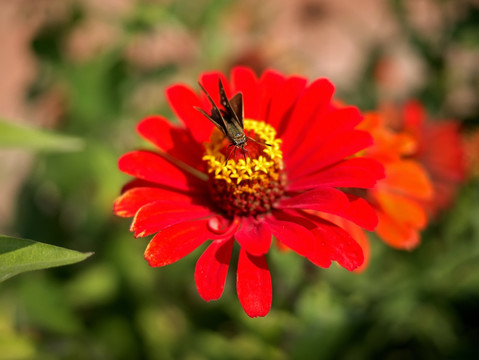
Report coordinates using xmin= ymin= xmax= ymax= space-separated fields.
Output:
xmin=2 ymin=0 xmax=478 ymax=121
xmin=0 ymin=0 xmax=55 ymax=230
xmin=1 ymin=0 xmax=478 ymax=230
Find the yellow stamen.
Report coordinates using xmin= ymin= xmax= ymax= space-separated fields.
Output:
xmin=202 ymin=119 xmax=286 ymax=217
xmin=203 ymin=119 xmax=283 ymax=185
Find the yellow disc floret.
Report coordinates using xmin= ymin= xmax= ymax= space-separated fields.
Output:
xmin=203 ymin=119 xmax=286 ymax=217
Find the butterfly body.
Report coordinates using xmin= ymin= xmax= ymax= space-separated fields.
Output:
xmin=224 ymin=120 xmax=247 ymax=147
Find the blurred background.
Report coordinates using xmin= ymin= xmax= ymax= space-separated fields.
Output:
xmin=1 ymin=0 xmax=479 ymax=359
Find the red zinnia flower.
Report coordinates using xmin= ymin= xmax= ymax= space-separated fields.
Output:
xmin=114 ymin=67 xmax=384 ymax=317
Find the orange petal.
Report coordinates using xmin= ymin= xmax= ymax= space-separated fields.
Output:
xmin=375 ymin=211 xmax=420 ymax=250
xmin=380 ymin=160 xmax=434 ymax=200
xmin=373 ymin=189 xmax=428 ymax=230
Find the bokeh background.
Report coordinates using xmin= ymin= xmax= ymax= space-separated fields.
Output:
xmin=1 ymin=0 xmax=479 ymax=359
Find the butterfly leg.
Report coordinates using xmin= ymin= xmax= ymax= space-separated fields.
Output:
xmin=241 ymin=146 xmax=247 ymax=162
xmin=225 ymin=144 xmax=235 ymax=165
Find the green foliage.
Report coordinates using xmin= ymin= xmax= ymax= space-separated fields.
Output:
xmin=0 ymin=235 xmax=92 ymax=282
xmin=0 ymin=118 xmax=83 ymax=152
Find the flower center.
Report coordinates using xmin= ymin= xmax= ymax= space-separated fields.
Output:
xmin=203 ymin=119 xmax=286 ymax=217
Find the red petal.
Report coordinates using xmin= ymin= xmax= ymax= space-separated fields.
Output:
xmin=137 ymin=115 xmax=204 ymax=167
xmin=420 ymin=122 xmax=465 ymax=182
xmin=351 ymin=226 xmax=370 ymax=273
xmin=231 ymin=67 xmax=260 ymax=119
xmin=287 ymin=157 xmax=384 ymax=191
xmin=403 ymin=100 xmax=425 ymax=130
xmin=266 ymin=76 xmax=307 ymax=132
xmin=277 ymin=187 xmax=349 ymax=214
xmin=271 ymin=211 xmax=332 ymax=268
xmin=131 ymin=200 xmax=214 ymax=237
xmin=136 ymin=115 xmax=178 ymax=151
xmin=287 ymin=106 xmax=363 ymax=164
xmin=145 ymin=219 xmax=212 ymax=267
xmin=258 ymin=69 xmax=286 ymax=121
xmin=235 ymin=217 xmax=272 ymax=256
xmin=264 ymin=216 xmax=316 ymax=259
xmin=281 ymin=79 xmax=334 ymax=155
xmin=341 ymin=194 xmax=378 ymax=231
xmin=113 ymin=187 xmax=194 ymax=217
xmin=311 ymin=218 xmax=364 ymax=271
xmin=236 ymin=249 xmax=272 ymax=318
xmin=120 ymin=178 xmax=162 ymax=193
xmin=166 ymin=84 xmax=213 ymax=143
xmin=195 ymin=238 xmax=234 ymax=301
xmin=286 ymin=130 xmax=373 ymax=179
xmin=199 ymin=71 xmax=232 ymax=106
xmin=313 ymin=106 xmax=363 ymax=139
xmin=118 ymin=150 xmax=205 ymax=191
xmin=324 ymin=217 xmax=370 ymax=273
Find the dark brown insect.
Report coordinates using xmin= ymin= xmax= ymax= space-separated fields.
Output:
xmin=195 ymin=78 xmax=270 ymax=163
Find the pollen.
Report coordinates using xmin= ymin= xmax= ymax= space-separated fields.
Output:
xmin=203 ymin=119 xmax=286 ymax=217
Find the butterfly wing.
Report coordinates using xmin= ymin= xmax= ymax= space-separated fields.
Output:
xmin=229 ymin=93 xmax=244 ymax=128
xmin=196 ymin=82 xmax=227 ymax=135
xmin=194 ymin=107 xmax=226 ymax=135
xmin=218 ymin=79 xmax=243 ymax=129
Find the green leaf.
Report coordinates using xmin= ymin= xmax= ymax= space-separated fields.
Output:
xmin=0 ymin=118 xmax=84 ymax=151
xmin=0 ymin=235 xmax=93 ymax=282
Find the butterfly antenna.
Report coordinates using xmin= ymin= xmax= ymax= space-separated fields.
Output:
xmin=247 ymin=136 xmax=272 ymax=147
xmin=194 ymin=106 xmax=212 ymax=119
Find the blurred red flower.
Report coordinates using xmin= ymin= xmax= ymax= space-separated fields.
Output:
xmin=359 ymin=112 xmax=434 ymax=250
xmin=391 ymin=101 xmax=466 ymax=216
xmin=114 ymin=67 xmax=384 ymax=317
xmin=464 ymin=130 xmax=479 ymax=179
